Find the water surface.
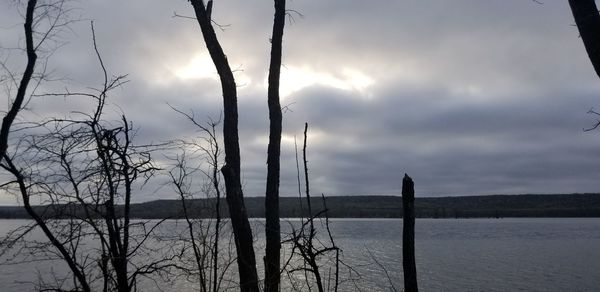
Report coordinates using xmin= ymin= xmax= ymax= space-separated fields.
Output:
xmin=0 ymin=218 xmax=598 ymax=291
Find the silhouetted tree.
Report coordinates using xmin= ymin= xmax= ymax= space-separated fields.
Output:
xmin=569 ymin=0 xmax=600 ymax=131
xmin=264 ymin=0 xmax=286 ymax=291
xmin=569 ymin=0 xmax=600 ymax=79
xmin=0 ymin=1 xmax=90 ymax=290
xmin=168 ymin=110 xmax=235 ymax=292
xmin=402 ymin=174 xmax=418 ymax=292
xmin=188 ymin=1 xmax=259 ymax=291
xmin=283 ymin=123 xmax=341 ymax=292
xmin=1 ymin=24 xmax=177 ymax=292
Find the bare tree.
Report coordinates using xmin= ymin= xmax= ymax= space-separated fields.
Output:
xmin=264 ymin=0 xmax=287 ymax=291
xmin=0 ymin=1 xmax=84 ymax=286
xmin=283 ymin=123 xmax=341 ymax=292
xmin=0 ymin=24 xmax=178 ymax=292
xmin=2 ymin=154 xmax=92 ymax=292
xmin=187 ymin=1 xmax=259 ymax=291
xmin=569 ymin=0 xmax=600 ymax=79
xmin=168 ymin=110 xmax=237 ymax=292
xmin=566 ymin=1 xmax=600 ymax=132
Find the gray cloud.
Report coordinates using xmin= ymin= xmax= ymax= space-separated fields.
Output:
xmin=1 ymin=0 xmax=599 ymax=204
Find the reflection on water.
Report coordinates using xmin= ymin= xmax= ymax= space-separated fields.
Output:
xmin=1 ymin=218 xmax=599 ymax=291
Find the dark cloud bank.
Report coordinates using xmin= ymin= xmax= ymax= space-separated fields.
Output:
xmin=1 ymin=0 xmax=599 ymax=204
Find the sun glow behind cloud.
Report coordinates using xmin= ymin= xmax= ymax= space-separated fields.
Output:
xmin=171 ymin=53 xmax=253 ymax=88
xmin=279 ymin=66 xmax=374 ymax=98
xmin=173 ymin=53 xmax=217 ymax=80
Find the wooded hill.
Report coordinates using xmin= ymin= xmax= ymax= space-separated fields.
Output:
xmin=1 ymin=193 xmax=599 ymax=219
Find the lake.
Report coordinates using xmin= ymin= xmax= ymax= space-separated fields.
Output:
xmin=0 ymin=218 xmax=599 ymax=291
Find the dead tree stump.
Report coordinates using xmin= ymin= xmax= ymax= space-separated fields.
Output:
xmin=402 ymin=173 xmax=418 ymax=292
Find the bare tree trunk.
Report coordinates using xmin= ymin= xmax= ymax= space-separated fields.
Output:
xmin=264 ymin=0 xmax=286 ymax=291
xmin=301 ymin=123 xmax=323 ymax=292
xmin=569 ymin=0 xmax=600 ymax=78
xmin=402 ymin=174 xmax=418 ymax=292
xmin=0 ymin=0 xmax=38 ymax=163
xmin=189 ymin=1 xmax=259 ymax=291
xmin=211 ymin=132 xmax=222 ymax=292
xmin=303 ymin=123 xmax=313 ymax=219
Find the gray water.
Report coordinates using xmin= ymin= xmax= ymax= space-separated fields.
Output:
xmin=1 ymin=218 xmax=599 ymax=291
xmin=327 ymin=218 xmax=600 ymax=291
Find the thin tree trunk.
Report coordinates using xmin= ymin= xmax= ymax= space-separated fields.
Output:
xmin=0 ymin=0 xmax=38 ymax=163
xmin=303 ymin=123 xmax=313 ymax=219
xmin=402 ymin=174 xmax=418 ymax=292
xmin=569 ymin=0 xmax=600 ymax=78
xmin=301 ymin=123 xmax=323 ymax=292
xmin=212 ymin=140 xmax=222 ymax=292
xmin=264 ymin=0 xmax=286 ymax=291
xmin=189 ymin=2 xmax=259 ymax=291
xmin=120 ymin=116 xmax=132 ymax=292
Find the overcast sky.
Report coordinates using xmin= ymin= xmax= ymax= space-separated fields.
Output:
xmin=1 ymin=0 xmax=600 ymax=204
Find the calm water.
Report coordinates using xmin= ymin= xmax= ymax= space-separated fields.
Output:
xmin=1 ymin=218 xmax=599 ymax=291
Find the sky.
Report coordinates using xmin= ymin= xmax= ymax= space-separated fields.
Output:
xmin=1 ymin=0 xmax=600 ymax=204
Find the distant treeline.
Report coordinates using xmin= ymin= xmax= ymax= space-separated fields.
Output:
xmin=1 ymin=193 xmax=600 ymax=219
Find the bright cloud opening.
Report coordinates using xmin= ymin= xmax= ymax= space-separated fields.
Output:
xmin=173 ymin=54 xmax=217 ymax=80
xmin=279 ymin=66 xmax=374 ymax=97
xmin=173 ymin=53 xmax=253 ymax=89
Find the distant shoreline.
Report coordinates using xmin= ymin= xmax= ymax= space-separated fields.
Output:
xmin=0 ymin=217 xmax=598 ymax=221
xmin=0 ymin=193 xmax=599 ymax=219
